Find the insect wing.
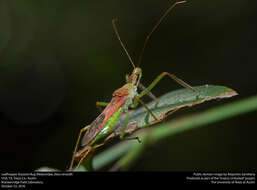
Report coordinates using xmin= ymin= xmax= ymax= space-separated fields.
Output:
xmin=81 ymin=113 xmax=105 ymax=146
xmin=81 ymin=95 xmax=128 ymax=146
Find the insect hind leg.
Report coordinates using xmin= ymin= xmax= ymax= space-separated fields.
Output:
xmin=68 ymin=125 xmax=90 ymax=171
xmin=74 ymin=146 xmax=92 ymax=171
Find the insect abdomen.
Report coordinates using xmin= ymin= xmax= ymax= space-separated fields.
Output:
xmin=90 ymin=106 xmax=124 ymax=145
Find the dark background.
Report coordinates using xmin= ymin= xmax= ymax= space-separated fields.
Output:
xmin=0 ymin=0 xmax=256 ymax=171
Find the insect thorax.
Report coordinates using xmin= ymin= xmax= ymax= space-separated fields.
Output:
xmin=123 ymin=84 xmax=137 ymax=112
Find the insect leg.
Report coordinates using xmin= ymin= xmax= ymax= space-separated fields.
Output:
xmin=138 ymin=83 xmax=158 ymax=102
xmin=74 ymin=142 xmax=107 ymax=171
xmin=96 ymin=101 xmax=109 ymax=112
xmin=120 ymin=113 xmax=141 ymax=143
xmin=129 ymin=94 xmax=158 ymax=121
xmin=138 ymin=72 xmax=197 ymax=100
xmin=69 ymin=125 xmax=90 ymax=171
xmin=132 ymin=73 xmax=196 ymax=110
xmin=74 ymin=146 xmax=92 ymax=171
xmin=135 ymin=96 xmax=160 ymax=122
xmin=96 ymin=101 xmax=109 ymax=107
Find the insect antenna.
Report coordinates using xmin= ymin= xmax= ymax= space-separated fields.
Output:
xmin=137 ymin=1 xmax=186 ymax=67
xmin=112 ymin=18 xmax=136 ymax=69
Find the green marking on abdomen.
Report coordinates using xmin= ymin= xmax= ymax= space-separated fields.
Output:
xmin=91 ymin=107 xmax=124 ymax=145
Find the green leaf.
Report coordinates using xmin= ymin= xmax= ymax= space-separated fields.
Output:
xmin=108 ymin=85 xmax=237 ymax=139
xmin=131 ymin=85 xmax=237 ymax=127
xmin=94 ymin=94 xmax=257 ymax=171
xmin=93 ymin=142 xmax=132 ymax=170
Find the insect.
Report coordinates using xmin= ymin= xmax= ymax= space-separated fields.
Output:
xmin=68 ymin=0 xmax=196 ymax=171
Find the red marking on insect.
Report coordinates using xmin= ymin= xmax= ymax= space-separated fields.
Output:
xmin=82 ymin=90 xmax=129 ymax=146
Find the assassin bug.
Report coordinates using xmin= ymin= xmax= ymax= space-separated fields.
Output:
xmin=69 ymin=1 xmax=196 ymax=171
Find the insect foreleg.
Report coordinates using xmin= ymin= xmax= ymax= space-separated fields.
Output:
xmin=69 ymin=125 xmax=90 ymax=171
xmin=135 ymin=96 xmax=160 ymax=122
xmin=138 ymin=83 xmax=158 ymax=102
xmin=138 ymin=72 xmax=197 ymax=100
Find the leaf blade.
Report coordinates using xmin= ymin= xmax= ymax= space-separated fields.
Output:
xmin=112 ymin=85 xmax=238 ymax=136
